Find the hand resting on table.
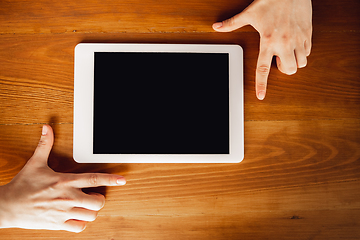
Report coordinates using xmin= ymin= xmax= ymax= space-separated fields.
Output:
xmin=0 ymin=125 xmax=126 ymax=233
xmin=213 ymin=0 xmax=312 ymax=100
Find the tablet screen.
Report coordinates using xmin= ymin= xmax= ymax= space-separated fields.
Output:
xmin=93 ymin=52 xmax=229 ymax=154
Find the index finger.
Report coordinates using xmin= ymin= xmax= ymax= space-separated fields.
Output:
xmin=68 ymin=173 xmax=126 ymax=188
xmin=255 ymin=43 xmax=273 ymax=100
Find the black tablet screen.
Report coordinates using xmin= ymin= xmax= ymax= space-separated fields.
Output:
xmin=93 ymin=52 xmax=229 ymax=154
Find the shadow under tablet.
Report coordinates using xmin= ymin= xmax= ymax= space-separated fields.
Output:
xmin=93 ymin=52 xmax=230 ymax=155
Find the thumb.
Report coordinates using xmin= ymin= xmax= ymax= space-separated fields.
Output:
xmin=30 ymin=125 xmax=54 ymax=166
xmin=212 ymin=11 xmax=251 ymax=32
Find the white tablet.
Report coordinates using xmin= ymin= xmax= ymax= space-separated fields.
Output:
xmin=73 ymin=43 xmax=243 ymax=163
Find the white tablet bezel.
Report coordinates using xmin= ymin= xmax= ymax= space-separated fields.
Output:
xmin=74 ymin=43 xmax=243 ymax=163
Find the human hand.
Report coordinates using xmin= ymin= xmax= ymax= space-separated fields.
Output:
xmin=213 ymin=0 xmax=312 ymax=100
xmin=0 ymin=125 xmax=126 ymax=233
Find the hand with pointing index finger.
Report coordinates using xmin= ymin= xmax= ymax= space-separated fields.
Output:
xmin=213 ymin=0 xmax=312 ymax=100
xmin=0 ymin=125 xmax=126 ymax=233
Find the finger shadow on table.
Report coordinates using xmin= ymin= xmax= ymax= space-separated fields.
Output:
xmin=215 ymin=5 xmax=248 ymax=23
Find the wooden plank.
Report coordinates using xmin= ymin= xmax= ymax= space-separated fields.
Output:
xmin=0 ymin=32 xmax=359 ymax=125
xmin=1 ymin=119 xmax=359 ymax=187
xmin=1 ymin=209 xmax=360 ymax=239
xmin=0 ymin=0 xmax=360 ymax=238
xmin=312 ymin=0 xmax=360 ymax=32
xmin=0 ymin=0 xmax=359 ymax=34
xmin=2 ymin=209 xmax=360 ymax=239
xmin=0 ymin=0 xmax=254 ymax=34
xmin=0 ymin=120 xmax=359 ymax=238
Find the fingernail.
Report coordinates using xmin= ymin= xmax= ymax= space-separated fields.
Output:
xmin=42 ymin=125 xmax=48 ymax=135
xmin=116 ymin=177 xmax=126 ymax=186
xmin=213 ymin=22 xmax=223 ymax=29
xmin=258 ymin=91 xmax=266 ymax=100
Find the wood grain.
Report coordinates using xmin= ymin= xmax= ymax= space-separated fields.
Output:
xmin=0 ymin=0 xmax=359 ymax=34
xmin=0 ymin=0 xmax=360 ymax=239
xmin=0 ymin=32 xmax=359 ymax=125
xmin=0 ymin=120 xmax=359 ymax=239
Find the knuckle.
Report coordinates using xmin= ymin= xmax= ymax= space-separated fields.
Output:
xmin=256 ymin=65 xmax=270 ymax=76
xmin=108 ymin=175 xmax=117 ymax=185
xmin=281 ymin=33 xmax=290 ymax=42
xmin=37 ymin=138 xmax=48 ymax=148
xmin=262 ymin=32 xmax=272 ymax=40
xmin=257 ymin=82 xmax=267 ymax=90
xmin=224 ymin=17 xmax=236 ymax=27
xmin=89 ymin=174 xmax=99 ymax=186
xmin=106 ymin=176 xmax=113 ymax=186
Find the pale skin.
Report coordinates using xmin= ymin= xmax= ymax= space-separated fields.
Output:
xmin=213 ymin=0 xmax=313 ymax=100
xmin=0 ymin=125 xmax=126 ymax=233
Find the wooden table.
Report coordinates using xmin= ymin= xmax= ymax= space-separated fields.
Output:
xmin=1 ymin=0 xmax=359 ymax=239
